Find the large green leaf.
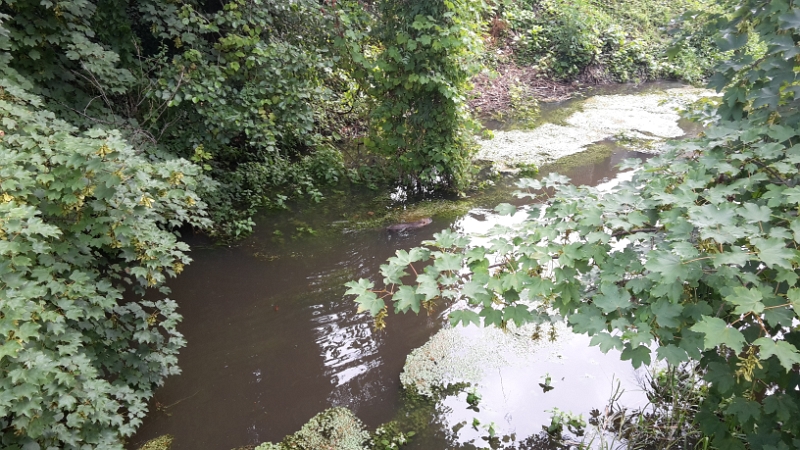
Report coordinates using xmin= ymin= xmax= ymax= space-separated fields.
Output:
xmin=480 ymin=308 xmax=503 ymax=327
xmin=691 ymin=317 xmax=746 ymax=353
xmin=620 ymin=345 xmax=651 ymax=369
xmin=593 ymin=284 xmax=632 ymax=314
xmin=754 ymin=337 xmax=800 ymax=371
xmin=433 ymin=252 xmax=464 ymax=273
xmin=726 ymin=398 xmax=761 ymax=424
xmin=752 ymin=238 xmax=796 ymax=269
xmin=569 ymin=306 xmax=607 ymax=335
xmin=390 ymin=248 xmax=430 ymax=266
xmin=726 ymin=286 xmax=765 ymax=315
xmin=380 ymin=263 xmax=408 ymax=285
xmin=590 ymin=332 xmax=624 ymax=352
xmin=656 ymin=345 xmax=689 ymax=365
xmin=450 ymin=309 xmax=480 ymax=327
xmin=503 ymin=304 xmax=533 ymax=326
xmin=737 ymin=203 xmax=771 ymax=223
xmin=645 ymin=252 xmax=689 ymax=282
xmin=651 ymin=300 xmax=682 ymax=328
xmin=393 ymin=285 xmax=422 ymax=314
xmin=416 ymin=273 xmax=441 ymax=300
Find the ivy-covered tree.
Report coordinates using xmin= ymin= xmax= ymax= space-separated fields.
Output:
xmin=347 ymin=0 xmax=800 ymax=448
xmin=336 ymin=0 xmax=486 ymax=192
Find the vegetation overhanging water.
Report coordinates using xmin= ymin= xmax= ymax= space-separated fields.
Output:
xmin=130 ymin=83 xmax=705 ymax=450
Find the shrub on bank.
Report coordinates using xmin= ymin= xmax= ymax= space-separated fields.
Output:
xmin=500 ymin=0 xmax=724 ymax=83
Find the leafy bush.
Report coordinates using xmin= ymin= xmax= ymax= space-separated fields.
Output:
xmin=0 ymin=74 xmax=210 ymax=448
xmin=515 ymin=0 xmax=612 ymax=79
xmin=347 ymin=0 xmax=800 ymax=448
xmin=1 ymin=0 xmax=362 ymax=239
xmin=503 ymin=0 xmax=724 ymax=82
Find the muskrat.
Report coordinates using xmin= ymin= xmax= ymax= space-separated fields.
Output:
xmin=386 ymin=217 xmax=432 ymax=232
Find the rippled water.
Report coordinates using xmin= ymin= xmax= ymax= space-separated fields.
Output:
xmin=131 ymin=84 xmax=703 ymax=449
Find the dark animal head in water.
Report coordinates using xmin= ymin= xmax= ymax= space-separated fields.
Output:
xmin=386 ymin=217 xmax=432 ymax=232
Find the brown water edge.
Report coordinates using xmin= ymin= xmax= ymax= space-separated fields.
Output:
xmin=129 ymin=141 xmax=652 ymax=450
xmin=128 ymin=224 xmax=446 ymax=449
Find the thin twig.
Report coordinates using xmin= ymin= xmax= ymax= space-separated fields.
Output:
xmin=611 ymin=227 xmax=661 ymax=238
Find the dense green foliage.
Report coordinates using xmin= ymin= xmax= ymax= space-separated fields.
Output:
xmin=347 ymin=0 xmax=800 ymax=448
xmin=1 ymin=0 xmax=493 ymax=237
xmin=0 ymin=0 xmax=490 ymax=446
xmin=500 ymin=0 xmax=725 ymax=83
xmin=0 ymin=74 xmax=210 ymax=448
xmin=1 ymin=0 xmax=354 ymax=238
xmin=367 ymin=0 xmax=484 ymax=191
xmin=336 ymin=0 xmax=487 ymax=192
xmin=0 ymin=0 xmax=753 ymax=447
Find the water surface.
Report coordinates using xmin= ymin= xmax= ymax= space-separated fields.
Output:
xmin=132 ymin=83 xmax=703 ymax=449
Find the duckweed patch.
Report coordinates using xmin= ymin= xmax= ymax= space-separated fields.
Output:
xmin=401 ymin=321 xmax=570 ymax=397
xmin=475 ymin=87 xmax=714 ymax=170
xmin=541 ymin=141 xmax=621 ymax=174
xmin=369 ymin=421 xmax=416 ymax=450
xmin=136 ymin=435 xmax=173 ymax=450
xmin=254 ymin=407 xmax=370 ymax=450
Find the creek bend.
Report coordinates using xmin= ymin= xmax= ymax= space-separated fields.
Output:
xmin=131 ymin=84 xmax=707 ymax=449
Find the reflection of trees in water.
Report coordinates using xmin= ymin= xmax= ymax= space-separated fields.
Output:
xmin=396 ymin=388 xmax=575 ymax=450
xmin=443 ymin=430 xmax=569 ymax=450
xmin=504 ymin=432 xmax=568 ymax=450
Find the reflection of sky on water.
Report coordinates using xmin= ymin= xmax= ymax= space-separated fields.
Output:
xmin=438 ymin=330 xmax=647 ymax=447
xmin=307 ymin=261 xmax=389 ymax=411
xmin=312 ymin=304 xmax=380 ymax=387
xmin=411 ymin=168 xmax=650 ymax=448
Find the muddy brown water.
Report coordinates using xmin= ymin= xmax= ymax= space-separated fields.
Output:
xmin=132 ymin=82 xmax=705 ymax=449
xmin=130 ymin=144 xmax=655 ymax=450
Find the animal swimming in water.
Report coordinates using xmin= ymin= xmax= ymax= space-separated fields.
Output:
xmin=386 ymin=217 xmax=432 ymax=232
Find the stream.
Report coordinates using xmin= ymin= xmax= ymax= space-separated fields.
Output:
xmin=131 ymin=82 xmax=707 ymax=450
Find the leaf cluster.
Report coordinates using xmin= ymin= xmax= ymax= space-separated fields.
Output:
xmin=501 ymin=0 xmax=725 ymax=83
xmin=334 ymin=0 xmax=488 ymax=192
xmin=0 ymin=74 xmax=211 ymax=448
xmin=1 ymin=0 xmax=357 ymax=239
xmin=347 ymin=0 xmax=800 ymax=447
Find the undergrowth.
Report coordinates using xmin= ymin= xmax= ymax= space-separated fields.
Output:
xmin=493 ymin=0 xmax=726 ymax=84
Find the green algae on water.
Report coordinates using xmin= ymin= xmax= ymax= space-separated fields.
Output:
xmin=401 ymin=321 xmax=571 ymax=398
xmin=475 ymin=87 xmax=714 ymax=170
xmin=137 ymin=435 xmax=173 ymax=450
xmin=254 ymin=407 xmax=369 ymax=450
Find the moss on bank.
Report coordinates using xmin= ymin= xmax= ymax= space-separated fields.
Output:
xmin=253 ymin=407 xmax=369 ymax=450
xmin=136 ymin=435 xmax=173 ymax=450
xmin=247 ymin=405 xmax=423 ymax=450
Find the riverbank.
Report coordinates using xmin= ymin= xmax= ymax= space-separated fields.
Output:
xmin=474 ymin=85 xmax=713 ymax=171
xmin=385 ymin=83 xmax=713 ymax=448
xmin=131 ymin=83 xmax=710 ymax=450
